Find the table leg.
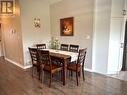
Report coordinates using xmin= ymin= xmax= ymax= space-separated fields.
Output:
xmin=63 ymin=59 xmax=67 ymax=85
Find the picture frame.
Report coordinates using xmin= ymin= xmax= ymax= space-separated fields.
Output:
xmin=60 ymin=17 xmax=74 ymax=36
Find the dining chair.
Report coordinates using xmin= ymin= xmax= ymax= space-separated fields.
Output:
xmin=67 ymin=48 xmax=87 ymax=86
xmin=69 ymin=44 xmax=79 ymax=52
xmin=38 ymin=50 xmax=63 ymax=87
xmin=36 ymin=44 xmax=46 ymax=49
xmin=28 ymin=47 xmax=41 ymax=79
xmin=68 ymin=44 xmax=79 ymax=76
xmin=53 ymin=44 xmax=69 ymax=66
xmin=60 ymin=44 xmax=69 ymax=51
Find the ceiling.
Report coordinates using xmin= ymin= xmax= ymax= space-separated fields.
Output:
xmin=44 ymin=0 xmax=62 ymax=5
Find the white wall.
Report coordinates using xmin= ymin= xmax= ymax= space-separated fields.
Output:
xmin=93 ymin=0 xmax=111 ymax=74
xmin=50 ymin=0 xmax=94 ymax=70
xmin=19 ymin=0 xmax=51 ymax=66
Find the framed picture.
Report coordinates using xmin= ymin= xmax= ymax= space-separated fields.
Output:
xmin=60 ymin=17 xmax=74 ymax=36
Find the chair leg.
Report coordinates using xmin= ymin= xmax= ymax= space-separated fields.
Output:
xmin=76 ymin=72 xmax=79 ymax=86
xmin=40 ymin=70 xmax=44 ymax=83
xmin=70 ymin=71 xmax=73 ymax=76
xmin=82 ymin=68 xmax=85 ymax=81
xmin=68 ymin=70 xmax=70 ymax=76
xmin=78 ymin=71 xmax=81 ymax=77
xmin=32 ymin=66 xmax=34 ymax=77
xmin=49 ymin=73 xmax=52 ymax=87
xmin=38 ymin=67 xmax=41 ymax=80
xmin=61 ymin=70 xmax=63 ymax=81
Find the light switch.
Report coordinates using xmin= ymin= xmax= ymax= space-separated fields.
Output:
xmin=85 ymin=35 xmax=90 ymax=39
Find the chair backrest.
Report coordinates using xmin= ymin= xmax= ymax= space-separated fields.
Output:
xmin=36 ymin=44 xmax=46 ymax=49
xmin=77 ymin=48 xmax=87 ymax=69
xmin=60 ymin=44 xmax=69 ymax=51
xmin=28 ymin=47 xmax=39 ymax=65
xmin=69 ymin=44 xmax=79 ymax=52
xmin=38 ymin=50 xmax=52 ymax=69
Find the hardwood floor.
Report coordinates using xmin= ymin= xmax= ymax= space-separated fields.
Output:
xmin=108 ymin=71 xmax=127 ymax=81
xmin=0 ymin=57 xmax=127 ymax=95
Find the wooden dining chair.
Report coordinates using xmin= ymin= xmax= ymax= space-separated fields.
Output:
xmin=38 ymin=50 xmax=63 ymax=87
xmin=28 ymin=47 xmax=41 ymax=79
xmin=69 ymin=44 xmax=79 ymax=52
xmin=68 ymin=44 xmax=79 ymax=76
xmin=67 ymin=48 xmax=87 ymax=86
xmin=60 ymin=44 xmax=69 ymax=51
xmin=36 ymin=44 xmax=46 ymax=49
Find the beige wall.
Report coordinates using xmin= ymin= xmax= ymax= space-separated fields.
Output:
xmin=50 ymin=0 xmax=94 ymax=69
xmin=1 ymin=0 xmax=24 ymax=65
xmin=19 ymin=0 xmax=51 ymax=66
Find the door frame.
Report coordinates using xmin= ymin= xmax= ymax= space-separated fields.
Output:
xmin=0 ymin=22 xmax=5 ymax=57
xmin=121 ymin=19 xmax=127 ymax=71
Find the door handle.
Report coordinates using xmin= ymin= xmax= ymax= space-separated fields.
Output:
xmin=121 ymin=43 xmax=124 ymax=48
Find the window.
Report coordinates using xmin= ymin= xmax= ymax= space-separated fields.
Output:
xmin=0 ymin=1 xmax=14 ymax=14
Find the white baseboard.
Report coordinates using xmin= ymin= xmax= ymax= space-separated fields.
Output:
xmin=92 ymin=69 xmax=107 ymax=75
xmin=5 ymin=57 xmax=32 ymax=69
xmin=24 ymin=65 xmax=32 ymax=69
xmin=5 ymin=57 xmax=24 ymax=69
xmin=84 ymin=68 xmax=108 ymax=75
xmin=84 ymin=68 xmax=93 ymax=72
xmin=107 ymin=71 xmax=119 ymax=74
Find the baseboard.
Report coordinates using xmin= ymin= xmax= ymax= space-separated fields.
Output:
xmin=24 ymin=65 xmax=32 ymax=69
xmin=84 ymin=68 xmax=110 ymax=76
xmin=5 ymin=57 xmax=32 ymax=69
xmin=92 ymin=69 xmax=107 ymax=75
xmin=107 ymin=71 xmax=119 ymax=74
xmin=84 ymin=68 xmax=93 ymax=72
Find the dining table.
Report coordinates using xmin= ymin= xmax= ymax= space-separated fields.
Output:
xmin=42 ymin=49 xmax=78 ymax=85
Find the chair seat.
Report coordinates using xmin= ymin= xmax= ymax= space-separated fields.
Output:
xmin=33 ymin=62 xmax=39 ymax=67
xmin=68 ymin=60 xmax=76 ymax=64
xmin=43 ymin=64 xmax=62 ymax=73
xmin=67 ymin=63 xmax=81 ymax=71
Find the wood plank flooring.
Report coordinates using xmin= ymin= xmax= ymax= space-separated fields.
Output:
xmin=108 ymin=71 xmax=127 ymax=81
xmin=0 ymin=57 xmax=127 ymax=95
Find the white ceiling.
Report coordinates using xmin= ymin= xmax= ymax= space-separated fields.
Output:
xmin=45 ymin=0 xmax=63 ymax=4
xmin=44 ymin=0 xmax=62 ymax=4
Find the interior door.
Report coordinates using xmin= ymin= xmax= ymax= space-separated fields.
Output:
xmin=108 ymin=18 xmax=125 ymax=74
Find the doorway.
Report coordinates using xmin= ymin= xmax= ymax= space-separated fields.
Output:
xmin=122 ymin=21 xmax=127 ymax=71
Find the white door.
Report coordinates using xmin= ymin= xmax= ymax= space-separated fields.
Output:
xmin=108 ymin=18 xmax=125 ymax=74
